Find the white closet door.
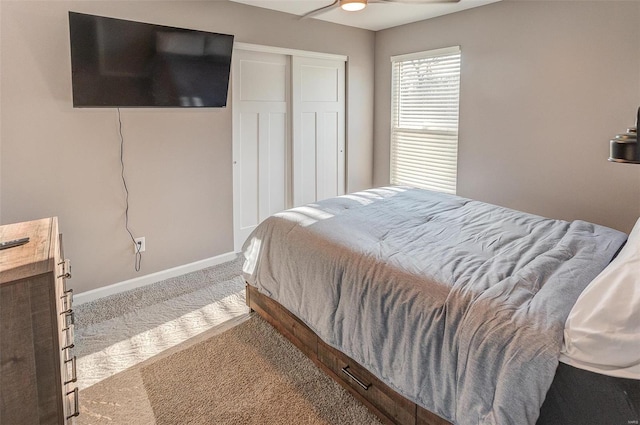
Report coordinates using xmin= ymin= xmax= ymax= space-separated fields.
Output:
xmin=292 ymin=57 xmax=346 ymax=207
xmin=232 ymin=50 xmax=289 ymax=251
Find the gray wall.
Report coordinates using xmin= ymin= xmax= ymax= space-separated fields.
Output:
xmin=3 ymin=0 xmax=638 ymax=295
xmin=0 ymin=0 xmax=375 ymax=293
xmin=374 ymin=0 xmax=640 ymax=233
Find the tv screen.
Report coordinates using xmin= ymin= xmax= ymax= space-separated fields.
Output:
xmin=69 ymin=12 xmax=234 ymax=108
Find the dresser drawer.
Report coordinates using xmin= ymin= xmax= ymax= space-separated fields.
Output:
xmin=56 ymin=236 xmax=79 ymax=424
xmin=64 ymin=387 xmax=79 ymax=425
xmin=317 ymin=340 xmax=416 ymax=425
xmin=0 ymin=217 xmax=79 ymax=424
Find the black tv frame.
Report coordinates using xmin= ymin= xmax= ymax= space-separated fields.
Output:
xmin=69 ymin=12 xmax=234 ymax=108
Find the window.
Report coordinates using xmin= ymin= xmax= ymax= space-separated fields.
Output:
xmin=390 ymin=46 xmax=461 ymax=194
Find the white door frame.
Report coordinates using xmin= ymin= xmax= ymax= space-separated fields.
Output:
xmin=234 ymin=42 xmax=347 ymax=62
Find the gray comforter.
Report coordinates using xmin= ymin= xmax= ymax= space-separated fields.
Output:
xmin=242 ymin=187 xmax=627 ymax=425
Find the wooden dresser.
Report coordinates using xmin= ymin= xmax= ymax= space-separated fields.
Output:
xmin=0 ymin=217 xmax=78 ymax=424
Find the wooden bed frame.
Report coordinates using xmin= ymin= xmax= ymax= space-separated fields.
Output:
xmin=246 ymin=284 xmax=453 ymax=425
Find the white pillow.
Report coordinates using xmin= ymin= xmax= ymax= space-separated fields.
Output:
xmin=560 ymin=217 xmax=640 ymax=379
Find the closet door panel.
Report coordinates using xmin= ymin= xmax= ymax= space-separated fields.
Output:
xmin=301 ymin=65 xmax=338 ymax=102
xmin=299 ymin=112 xmax=318 ymax=206
xmin=239 ymin=113 xmax=259 ymax=230
xmin=262 ymin=112 xmax=287 ymax=219
xmin=292 ymin=57 xmax=345 ymax=207
xmin=234 ymin=48 xmax=346 ymax=251
xmin=240 ymin=60 xmax=286 ymax=102
xmin=318 ymin=112 xmax=339 ymax=201
xmin=233 ymin=50 xmax=289 ymax=251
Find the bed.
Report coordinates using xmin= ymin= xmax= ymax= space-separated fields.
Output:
xmin=242 ymin=186 xmax=638 ymax=425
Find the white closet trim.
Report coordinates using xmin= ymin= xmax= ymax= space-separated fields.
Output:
xmin=234 ymin=42 xmax=348 ymax=62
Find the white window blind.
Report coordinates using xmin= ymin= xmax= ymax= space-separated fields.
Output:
xmin=390 ymin=46 xmax=461 ymax=194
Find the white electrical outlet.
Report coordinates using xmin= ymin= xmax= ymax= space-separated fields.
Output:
xmin=134 ymin=237 xmax=146 ymax=253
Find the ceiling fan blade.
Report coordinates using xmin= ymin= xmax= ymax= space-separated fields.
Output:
xmin=373 ymin=0 xmax=461 ymax=3
xmin=300 ymin=0 xmax=340 ymax=19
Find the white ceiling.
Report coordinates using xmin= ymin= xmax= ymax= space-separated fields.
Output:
xmin=229 ymin=0 xmax=501 ymax=31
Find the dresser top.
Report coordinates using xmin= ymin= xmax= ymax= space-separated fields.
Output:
xmin=0 ymin=217 xmax=58 ymax=285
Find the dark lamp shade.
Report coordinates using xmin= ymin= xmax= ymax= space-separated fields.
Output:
xmin=609 ymin=107 xmax=640 ymax=164
xmin=609 ymin=128 xmax=639 ymax=164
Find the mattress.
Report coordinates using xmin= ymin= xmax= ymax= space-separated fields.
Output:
xmin=538 ymin=362 xmax=640 ymax=425
xmin=242 ymin=187 xmax=627 ymax=425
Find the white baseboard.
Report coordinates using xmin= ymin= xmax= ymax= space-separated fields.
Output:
xmin=73 ymin=251 xmax=238 ymax=305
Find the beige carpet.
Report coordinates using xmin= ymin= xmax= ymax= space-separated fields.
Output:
xmin=78 ymin=315 xmax=249 ymax=424
xmin=141 ymin=315 xmax=382 ymax=425
xmin=79 ymin=315 xmax=382 ymax=425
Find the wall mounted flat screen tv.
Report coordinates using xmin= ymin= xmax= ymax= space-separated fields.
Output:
xmin=69 ymin=12 xmax=234 ymax=108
